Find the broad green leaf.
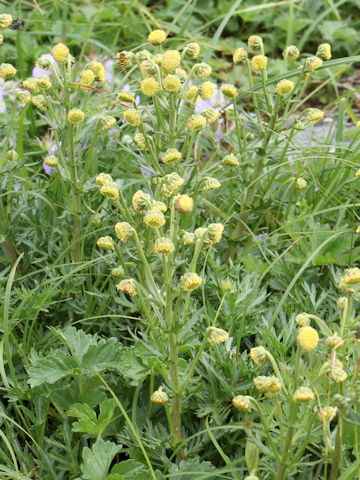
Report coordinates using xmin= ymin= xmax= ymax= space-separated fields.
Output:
xmin=27 ymin=351 xmax=77 ymax=388
xmin=81 ymin=438 xmax=121 ymax=480
xmin=68 ymin=401 xmax=115 ymax=436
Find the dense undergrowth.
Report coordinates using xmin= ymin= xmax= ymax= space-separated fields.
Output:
xmin=0 ymin=1 xmax=360 ymax=479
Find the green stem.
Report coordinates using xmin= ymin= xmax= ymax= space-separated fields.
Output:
xmin=81 ymin=120 xmax=101 ymax=185
xmin=68 ymin=124 xmax=81 ymax=263
xmin=245 ymin=58 xmax=264 ymax=134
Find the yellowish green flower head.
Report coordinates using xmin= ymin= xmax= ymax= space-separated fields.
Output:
xmin=338 ymin=267 xmax=360 ymax=292
xmin=100 ymin=182 xmax=119 ymax=199
xmin=184 ymin=85 xmax=198 ymax=100
xmin=90 ymin=61 xmax=106 ymax=82
xmin=318 ymin=406 xmax=336 ymax=423
xmin=35 ymin=57 xmax=52 ymax=71
xmin=134 ymin=133 xmax=147 ymax=149
xmin=16 ymin=90 xmax=31 ymax=105
xmin=336 ymin=297 xmax=347 ymax=310
xmin=305 ymin=56 xmax=323 ymax=72
xmin=44 ymin=155 xmax=58 ymax=167
xmin=0 ymin=63 xmax=16 ymax=79
xmin=96 ymin=173 xmax=113 ymax=186
xmin=151 ymin=200 xmax=167 ymax=213
xmin=32 ymin=95 xmax=47 ymax=111
xmin=296 ymin=177 xmax=307 ymax=190
xmin=276 ymin=79 xmax=294 ymax=95
xmin=187 ymin=114 xmax=207 ymax=131
xmin=115 ymin=222 xmax=133 ymax=242
xmin=161 ymin=49 xmax=181 ymax=73
xmin=68 ymin=108 xmax=85 ymax=124
xmin=124 ymin=109 xmax=141 ymax=126
xmin=254 ymin=376 xmax=281 ymax=395
xmin=248 ymin=35 xmax=262 ymax=51
xmin=182 ymin=231 xmax=195 ymax=245
xmin=233 ymin=47 xmax=248 ymax=64
xmin=316 ymin=43 xmax=331 ymax=61
xmin=116 ymin=278 xmax=137 ymax=296
xmin=202 ymin=108 xmax=219 ymax=124
xmin=118 ymin=91 xmax=135 ymax=103
xmin=356 ymin=121 xmax=360 ymax=130
xmin=152 ymin=53 xmax=163 ymax=65
xmin=207 ymin=326 xmax=229 ymax=344
xmin=100 ymin=116 xmax=116 ymax=131
xmin=0 ymin=14 xmax=12 ymax=30
xmin=51 ymin=42 xmax=69 ymax=63
xmin=295 ymin=313 xmax=311 ymax=327
xmin=200 ymin=81 xmax=215 ymax=100
xmin=232 ymin=395 xmax=252 ymax=412
xmin=148 ymin=29 xmax=167 ymax=45
xmin=136 ymin=49 xmax=151 ymax=62
xmin=79 ymin=69 xmax=95 ymax=86
xmin=162 ymin=74 xmax=181 ymax=92
xmin=161 ymin=172 xmax=184 ymax=197
xmin=207 ymin=223 xmax=224 ymax=243
xmin=297 ymin=326 xmax=319 ymax=352
xmin=203 ymin=176 xmax=221 ymax=190
xmin=175 ymin=194 xmax=194 ymax=213
xmin=154 ymin=237 xmax=175 ymax=254
xmin=220 ymin=279 xmax=234 ymax=292
xmin=180 ymin=272 xmax=202 ymax=291
xmin=35 ymin=75 xmax=52 ymax=90
xmin=141 ymin=60 xmax=157 ymax=77
xmin=175 ymin=67 xmax=187 ymax=83
xmin=282 ymin=45 xmax=300 ymax=60
xmin=306 ymin=108 xmax=324 ymax=122
xmin=6 ymin=150 xmax=18 ymax=162
xmin=220 ymin=84 xmax=238 ymax=99
xmin=252 ymin=55 xmax=267 ymax=71
xmin=222 ymin=153 xmax=239 ymax=166
xmin=144 ymin=210 xmax=166 ymax=228
xmin=161 ymin=148 xmax=182 ymax=164
xmin=193 ymin=62 xmax=212 ymax=78
xmin=150 ymin=386 xmax=168 ymax=404
xmin=183 ymin=42 xmax=200 ymax=59
xmin=293 ymin=387 xmax=315 ymax=402
xmin=23 ymin=78 xmax=38 ymax=92
xmin=250 ymin=346 xmax=267 ymax=366
xmin=132 ymin=190 xmax=151 ymax=212
xmin=111 ymin=266 xmax=124 ymax=277
xmin=97 ymin=236 xmax=115 ymax=251
xmin=141 ymin=77 xmax=160 ymax=96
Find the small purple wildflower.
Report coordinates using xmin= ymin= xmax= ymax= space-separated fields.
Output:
xmin=0 ymin=85 xmax=6 ymax=113
xmin=14 ymin=182 xmax=22 ymax=191
xmin=141 ymin=167 xmax=152 ymax=177
xmin=104 ymin=58 xmax=114 ymax=83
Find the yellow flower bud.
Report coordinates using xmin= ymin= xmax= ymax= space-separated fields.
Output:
xmin=233 ymin=47 xmax=248 ymax=64
xmin=296 ymin=177 xmax=307 ymax=190
xmin=220 ymin=84 xmax=238 ymax=99
xmin=51 ymin=43 xmax=69 ymax=63
xmin=282 ymin=45 xmax=300 ymax=61
xmin=318 ymin=406 xmax=336 ymax=423
xmin=35 ymin=75 xmax=52 ymax=90
xmin=154 ymin=237 xmax=174 ymax=254
xmin=293 ymin=386 xmax=314 ymax=402
xmin=295 ymin=313 xmax=310 ymax=327
xmin=124 ymin=109 xmax=141 ymax=127
xmin=305 ymin=56 xmax=323 ymax=72
xmin=90 ymin=61 xmax=106 ymax=82
xmin=111 ymin=266 xmax=124 ymax=277
xmin=44 ymin=155 xmax=58 ymax=167
xmin=6 ymin=150 xmax=18 ymax=162
xmin=306 ymin=108 xmax=324 ymax=122
xmin=132 ymin=190 xmax=151 ymax=212
xmin=248 ymin=35 xmax=262 ymax=51
xmin=297 ymin=326 xmax=319 ymax=352
xmin=97 ymin=236 xmax=115 ymax=251
xmin=356 ymin=121 xmax=360 ymax=130
xmin=175 ymin=194 xmax=194 ymax=213
xmin=161 ymin=50 xmax=181 ymax=73
xmin=0 ymin=14 xmax=12 ymax=30
xmin=161 ymin=148 xmax=182 ymax=164
xmin=118 ymin=91 xmax=135 ymax=103
xmin=183 ymin=42 xmax=200 ymax=59
xmin=222 ymin=153 xmax=239 ymax=166
xmin=193 ymin=62 xmax=212 ymax=78
xmin=254 ymin=375 xmax=281 ymax=395
xmin=100 ymin=116 xmax=116 ymax=131
xmin=207 ymin=326 xmax=229 ymax=344
xmin=232 ymin=395 xmax=251 ymax=412
xmin=252 ymin=55 xmax=267 ymax=71
xmin=144 ymin=210 xmax=166 ymax=228
xmin=316 ymin=43 xmax=331 ymax=61
xmin=0 ymin=34 xmax=3 ymax=44
xmin=134 ymin=132 xmax=147 ymax=149
xmin=151 ymin=200 xmax=167 ymax=213
xmin=336 ymin=297 xmax=347 ymax=310
xmin=141 ymin=77 xmax=160 ymax=96
xmin=207 ymin=223 xmax=224 ymax=243
xmin=276 ymin=79 xmax=294 ymax=95
xmin=32 ymin=95 xmax=47 ymax=111
xmin=141 ymin=60 xmax=157 ymax=77
xmin=100 ymin=182 xmax=119 ymax=199
xmin=148 ymin=29 xmax=167 ymax=45
xmin=68 ymin=108 xmax=85 ymax=124
xmin=202 ymin=108 xmax=219 ymax=124
xmin=22 ymin=78 xmax=38 ymax=92
xmin=182 ymin=231 xmax=195 ymax=245
xmin=180 ymin=272 xmax=202 ymax=291
xmin=184 ymin=85 xmax=198 ymax=100
xmin=187 ymin=114 xmax=206 ymax=131
xmin=150 ymin=386 xmax=168 ymax=404
xmin=136 ymin=50 xmax=151 ymax=62
xmin=115 ymin=222 xmax=133 ymax=242
xmin=0 ymin=63 xmax=16 ymax=79
xmin=96 ymin=172 xmax=113 ymax=186
xmin=200 ymin=81 xmax=215 ymax=100
xmin=250 ymin=346 xmax=267 ymax=366
xmin=152 ymin=53 xmax=163 ymax=65
xmin=16 ymin=90 xmax=31 ymax=105
xmin=116 ymin=278 xmax=137 ymax=296
xmin=79 ymin=69 xmax=95 ymax=86
xmin=161 ymin=172 xmax=184 ymax=198
xmin=203 ymin=176 xmax=221 ymax=190
xmin=162 ymin=74 xmax=181 ymax=92
xmin=338 ymin=267 xmax=360 ymax=290
xmin=220 ymin=279 xmax=234 ymax=292
xmin=35 ymin=57 xmax=52 ymax=71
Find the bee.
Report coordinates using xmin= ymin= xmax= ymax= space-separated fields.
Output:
xmin=117 ymin=52 xmax=131 ymax=69
xmin=9 ymin=18 xmax=24 ymax=30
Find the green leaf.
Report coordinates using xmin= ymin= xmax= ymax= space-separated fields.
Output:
xmin=118 ymin=348 xmax=149 ymax=385
xmin=27 ymin=350 xmax=77 ymax=388
xmin=68 ymin=399 xmax=115 ymax=436
xmin=81 ymin=438 xmax=122 ymax=480
xmin=110 ymin=459 xmax=146 ymax=475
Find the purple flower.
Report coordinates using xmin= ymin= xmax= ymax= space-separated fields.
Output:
xmin=43 ymin=140 xmax=61 ymax=176
xmin=14 ymin=182 xmax=22 ymax=191
xmin=104 ymin=58 xmax=114 ymax=83
xmin=141 ymin=167 xmax=152 ymax=177
xmin=32 ymin=54 xmax=57 ymax=78
xmin=43 ymin=162 xmax=52 ymax=175
xmin=0 ymin=85 xmax=6 ymax=113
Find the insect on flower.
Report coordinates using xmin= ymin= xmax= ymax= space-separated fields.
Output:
xmin=9 ymin=18 xmax=24 ymax=30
